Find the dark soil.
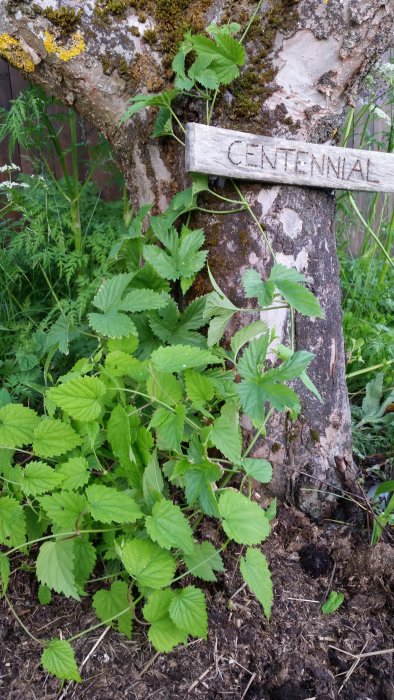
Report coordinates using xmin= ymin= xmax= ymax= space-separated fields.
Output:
xmin=1 ymin=506 xmax=393 ymax=700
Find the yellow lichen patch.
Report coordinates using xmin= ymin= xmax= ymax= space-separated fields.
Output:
xmin=0 ymin=34 xmax=35 ymax=73
xmin=43 ymin=31 xmax=85 ymax=62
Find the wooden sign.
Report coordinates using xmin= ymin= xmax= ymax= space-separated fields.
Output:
xmin=185 ymin=123 xmax=394 ymax=193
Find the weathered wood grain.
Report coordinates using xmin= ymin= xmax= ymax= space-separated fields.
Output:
xmin=185 ymin=123 xmax=394 ymax=193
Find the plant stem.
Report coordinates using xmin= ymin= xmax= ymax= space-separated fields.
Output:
xmin=5 ymin=594 xmax=45 ymax=646
xmin=240 ymin=0 xmax=263 ymax=42
xmin=242 ymin=407 xmax=274 ymax=459
xmin=231 ymin=181 xmax=276 ymax=259
xmin=348 ymin=194 xmax=394 ymax=269
xmin=4 ymin=528 xmax=122 ymax=558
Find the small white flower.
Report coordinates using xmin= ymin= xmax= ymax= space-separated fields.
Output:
xmin=0 ymin=163 xmax=20 ymax=173
xmin=0 ymin=181 xmax=29 ymax=189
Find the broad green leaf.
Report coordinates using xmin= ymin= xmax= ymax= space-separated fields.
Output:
xmin=211 ymin=402 xmax=242 ymax=463
xmin=20 ymin=461 xmax=64 ymax=496
xmin=184 ymin=462 xmax=221 ymax=506
xmin=242 ymin=268 xmax=275 ymax=306
xmin=36 ymin=539 xmax=79 ymax=599
xmin=39 ymin=492 xmax=87 ymax=531
xmin=239 ymin=547 xmax=273 ymax=619
xmin=266 ymin=351 xmax=314 ymax=382
xmin=107 ymin=404 xmax=138 ymax=469
xmin=33 ymin=418 xmax=82 ymax=458
xmin=86 ymin=484 xmax=142 ymax=524
xmin=269 ymin=263 xmax=323 ymax=318
xmin=150 ymin=405 xmax=186 ymax=451
xmin=147 ymin=371 xmax=183 ymax=406
xmin=47 ymin=377 xmax=106 ymax=422
xmin=57 ymin=457 xmax=90 ymax=491
xmin=38 ymin=583 xmax=52 ymax=605
xmin=88 ymin=310 xmax=137 ymax=339
xmin=73 ymin=538 xmax=96 ymax=590
xmin=207 ymin=311 xmax=235 ymax=346
xmin=143 ymin=589 xmax=187 ymax=652
xmin=0 ymin=403 xmax=39 ymax=448
xmin=145 ymin=499 xmax=195 ymax=554
xmin=41 ymin=639 xmax=81 ymax=682
xmin=183 ymin=541 xmax=224 ymax=582
xmin=105 ymin=351 xmax=148 ymax=381
xmin=219 ymin=489 xmax=270 ymax=545
xmin=230 ymin=321 xmax=269 ymax=359
xmin=0 ymin=495 xmax=26 ymax=547
xmin=184 ymin=369 xmax=214 ymax=406
xmin=120 ymin=288 xmax=168 ymax=313
xmin=92 ymin=273 xmax=132 ymax=311
xmin=123 ymin=90 xmax=180 ymax=120
xmin=169 ymin=586 xmax=207 ymax=638
xmin=237 ymin=379 xmax=301 ymax=421
xmin=0 ymin=553 xmax=10 ymax=596
xmin=237 ymin=335 xmax=270 ymax=380
xmin=121 ymin=538 xmax=176 ymax=589
xmin=149 ymin=297 xmax=206 ymax=347
xmin=241 ymin=458 xmax=272 ymax=483
xmin=92 ymin=580 xmax=133 ymax=638
xmin=151 ymin=345 xmax=220 ymax=373
xmin=143 ymin=450 xmax=164 ymax=509
xmin=321 ymin=591 xmax=344 ymax=614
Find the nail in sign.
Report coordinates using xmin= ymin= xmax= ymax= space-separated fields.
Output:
xmin=185 ymin=123 xmax=394 ymax=193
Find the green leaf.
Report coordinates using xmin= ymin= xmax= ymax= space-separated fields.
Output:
xmin=241 ymin=458 xmax=272 ymax=483
xmin=88 ymin=310 xmax=137 ymax=339
xmin=239 ymin=548 xmax=273 ymax=619
xmin=88 ymin=273 xmax=140 ymax=339
xmin=123 ymin=90 xmax=180 ymax=120
xmin=219 ymin=489 xmax=270 ymax=545
xmin=151 ymin=345 xmax=220 ymax=373
xmin=86 ymin=484 xmax=142 ymax=524
xmin=0 ymin=495 xmax=26 ymax=547
xmin=237 ymin=335 xmax=270 ymax=380
xmin=92 ymin=580 xmax=133 ymax=638
xmin=107 ymin=404 xmax=139 ymax=485
xmin=149 ymin=297 xmax=207 ymax=347
xmin=169 ymin=586 xmax=208 ymax=638
xmin=92 ymin=273 xmax=132 ymax=311
xmin=33 ymin=418 xmax=82 ymax=458
xmin=183 ymin=542 xmax=224 ymax=582
xmin=147 ymin=371 xmax=183 ymax=406
xmin=150 ymin=405 xmax=186 ymax=451
xmin=152 ymin=107 xmax=173 ymax=138
xmin=120 ymin=288 xmax=168 ymax=313
xmin=38 ymin=583 xmax=52 ymax=605
xmin=73 ymin=538 xmax=96 ymax=590
xmin=143 ymin=450 xmax=164 ymax=509
xmin=237 ymin=379 xmax=301 ymax=421
xmin=266 ymin=351 xmax=314 ymax=382
xmin=145 ymin=499 xmax=195 ymax=554
xmin=242 ymin=268 xmax=275 ymax=307
xmin=41 ymin=639 xmax=81 ymax=682
xmin=321 ymin=591 xmax=344 ymax=614
xmin=269 ymin=263 xmax=324 ymax=318
xmin=20 ymin=461 xmax=64 ymax=496
xmin=211 ymin=402 xmax=242 ymax=463
xmin=230 ymin=321 xmax=269 ymax=359
xmin=36 ymin=539 xmax=79 ymax=599
xmin=57 ymin=457 xmax=90 ymax=491
xmin=143 ymin=589 xmax=187 ymax=652
xmin=0 ymin=403 xmax=39 ymax=448
xmin=207 ymin=311 xmax=235 ymax=346
xmin=0 ymin=553 xmax=10 ymax=596
xmin=39 ymin=492 xmax=87 ymax=531
xmin=47 ymin=377 xmax=106 ymax=422
xmin=184 ymin=369 xmax=214 ymax=407
xmin=105 ymin=351 xmax=149 ymax=381
xmin=120 ymin=538 xmax=176 ymax=589
xmin=190 ymin=34 xmax=245 ymax=84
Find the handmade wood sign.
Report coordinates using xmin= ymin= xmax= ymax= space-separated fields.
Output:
xmin=185 ymin=123 xmax=394 ymax=193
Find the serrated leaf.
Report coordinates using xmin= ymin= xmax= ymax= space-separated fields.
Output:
xmin=0 ymin=495 xmax=26 ymax=547
xmin=120 ymin=288 xmax=168 ymax=313
xmin=269 ymin=264 xmax=323 ymax=318
xmin=152 ymin=107 xmax=173 ymax=138
xmin=47 ymin=377 xmax=106 ymax=422
xmin=41 ymin=639 xmax=81 ymax=682
xmin=239 ymin=547 xmax=273 ymax=619
xmin=93 ymin=273 xmax=133 ymax=311
xmin=143 ymin=589 xmax=187 ymax=652
xmin=230 ymin=321 xmax=269 ymax=359
xmin=147 ymin=371 xmax=183 ymax=406
xmin=169 ymin=586 xmax=207 ymax=638
xmin=321 ymin=590 xmax=344 ymax=614
xmin=241 ymin=458 xmax=272 ymax=483
xmin=183 ymin=542 xmax=224 ymax=582
xmin=266 ymin=351 xmax=314 ymax=382
xmin=88 ymin=310 xmax=137 ymax=339
xmin=219 ymin=489 xmax=270 ymax=545
xmin=121 ymin=538 xmax=176 ymax=589
xmin=145 ymin=499 xmax=195 ymax=554
xmin=57 ymin=457 xmax=90 ymax=491
xmin=184 ymin=369 xmax=214 ymax=406
xmin=38 ymin=492 xmax=87 ymax=532
xmin=0 ymin=403 xmax=39 ymax=448
xmin=211 ymin=402 xmax=242 ymax=463
xmin=36 ymin=539 xmax=79 ymax=599
xmin=0 ymin=553 xmax=10 ymax=596
xmin=105 ymin=352 xmax=149 ymax=381
xmin=151 ymin=345 xmax=220 ymax=373
xmin=143 ymin=450 xmax=164 ymax=509
xmin=237 ymin=334 xmax=270 ymax=380
xmin=33 ymin=418 xmax=82 ymax=458
xmin=150 ymin=405 xmax=186 ymax=451
xmin=38 ymin=583 xmax=52 ymax=605
xmin=73 ymin=538 xmax=96 ymax=590
xmin=237 ymin=378 xmax=301 ymax=421
xmin=92 ymin=580 xmax=133 ymax=638
xmin=207 ymin=311 xmax=235 ymax=346
xmin=86 ymin=484 xmax=142 ymax=524
xmin=20 ymin=461 xmax=64 ymax=496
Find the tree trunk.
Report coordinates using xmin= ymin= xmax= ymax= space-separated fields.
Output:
xmin=1 ymin=0 xmax=392 ymax=516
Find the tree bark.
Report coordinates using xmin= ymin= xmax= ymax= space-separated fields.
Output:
xmin=1 ymin=0 xmax=393 ymax=516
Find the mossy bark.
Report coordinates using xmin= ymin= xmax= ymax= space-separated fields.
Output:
xmin=1 ymin=0 xmax=393 ymax=516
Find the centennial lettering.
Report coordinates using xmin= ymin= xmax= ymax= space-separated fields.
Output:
xmin=186 ymin=124 xmax=390 ymax=193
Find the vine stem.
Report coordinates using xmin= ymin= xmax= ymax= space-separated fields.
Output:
xmin=240 ymin=0 xmax=264 ymax=43
xmin=231 ymin=181 xmax=276 ymax=260
xmin=4 ymin=594 xmax=45 ymax=646
xmin=67 ymin=595 xmax=143 ymax=643
xmin=4 ymin=528 xmax=122 ymax=558
xmin=242 ymin=407 xmax=274 ymax=459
